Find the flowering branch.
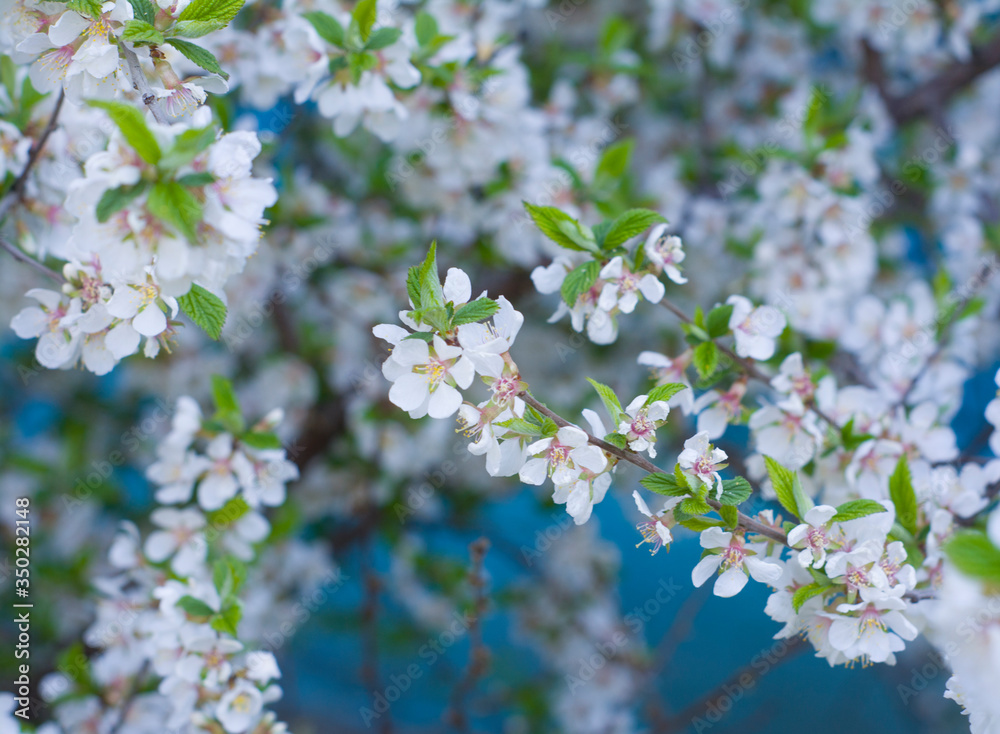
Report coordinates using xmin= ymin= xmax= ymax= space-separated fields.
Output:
xmin=519 ymin=392 xmax=790 ymax=546
xmin=119 ymin=43 xmax=170 ymax=125
xmin=0 ymin=89 xmax=64 ymax=222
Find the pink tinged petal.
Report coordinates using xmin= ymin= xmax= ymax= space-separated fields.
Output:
xmin=105 ymin=321 xmax=140 ymax=359
xmin=692 ymin=555 xmax=723 ymax=587
xmin=427 ymin=383 xmax=463 ymax=419
xmin=714 ymin=567 xmax=749 ymax=597
xmin=144 ymin=531 xmax=178 ymax=562
xmin=443 ymin=268 xmax=471 ymax=304
xmin=389 ymin=372 xmax=430 ymax=411
xmin=745 ymin=557 xmax=783 ymax=585
xmin=828 ymin=618 xmax=860 ymax=651
xmin=133 ymin=303 xmax=167 ymax=336
xmin=519 ymin=458 xmax=548 ymax=485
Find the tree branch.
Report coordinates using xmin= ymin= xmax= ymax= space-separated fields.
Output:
xmin=518 ymin=392 xmax=789 ymax=546
xmin=119 ymin=44 xmax=169 ymax=125
xmin=0 ymin=235 xmax=63 ymax=283
xmin=0 ymin=89 xmax=65 ymax=222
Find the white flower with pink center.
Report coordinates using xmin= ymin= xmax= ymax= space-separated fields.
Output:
xmin=383 ymin=334 xmax=474 ymax=419
xmin=786 ymin=504 xmax=841 ymax=568
xmin=632 ymin=490 xmax=682 ymax=555
xmin=692 ymin=527 xmax=783 ymax=597
xmin=518 ymin=426 xmax=607 ymax=486
xmin=638 ymin=349 xmax=694 ymax=414
xmin=597 ymin=256 xmax=665 ymax=314
xmin=617 ymin=395 xmax=670 ymax=457
xmin=553 ymin=469 xmax=612 ymax=525
xmin=457 ymin=402 xmax=526 ymax=478
xmin=749 ymin=394 xmax=823 ymax=471
xmin=821 ymin=586 xmax=918 ymax=665
xmin=643 ymin=224 xmax=687 ymax=284
xmin=727 ymin=295 xmax=786 ymax=361
xmin=456 ymin=296 xmax=523 ymax=378
xmin=692 ymin=379 xmax=747 ymax=439
xmin=678 ymin=431 xmax=728 ymax=498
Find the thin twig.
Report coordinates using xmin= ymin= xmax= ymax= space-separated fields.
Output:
xmin=119 ymin=43 xmax=169 ymax=125
xmin=0 ymin=89 xmax=65 ymax=222
xmin=518 ymin=392 xmax=789 ymax=546
xmin=446 ymin=538 xmax=491 ymax=732
xmin=0 ymin=235 xmax=63 ymax=282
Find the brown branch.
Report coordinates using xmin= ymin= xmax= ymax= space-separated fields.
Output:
xmin=0 ymin=89 xmax=65 ymax=222
xmin=446 ymin=538 xmax=491 ymax=732
xmin=119 ymin=44 xmax=169 ymax=125
xmin=865 ymin=34 xmax=1000 ymax=125
xmin=0 ymin=235 xmax=63 ymax=283
xmin=518 ymin=392 xmax=789 ymax=546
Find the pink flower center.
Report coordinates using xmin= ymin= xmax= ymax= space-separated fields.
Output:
xmin=721 ymin=542 xmax=745 ymax=571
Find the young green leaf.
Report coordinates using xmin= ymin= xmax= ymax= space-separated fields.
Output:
xmin=178 ymin=283 xmax=227 ymax=340
xmin=177 ymin=595 xmax=215 ymax=617
xmin=452 ymin=297 xmax=499 ymax=326
xmin=240 ymin=431 xmax=283 ymax=450
xmin=171 ymin=18 xmax=227 ymax=37
xmin=127 ymin=0 xmax=157 ymax=24
xmin=352 ymin=0 xmax=378 ymax=42
xmin=177 ymin=0 xmax=245 ymax=25
xmin=692 ymin=341 xmax=719 ymax=379
xmin=415 ymin=11 xmax=438 ymax=45
xmin=706 ymin=304 xmax=734 ymax=339
xmin=645 ymin=382 xmax=686 ymax=405
xmin=791 ymin=583 xmax=827 ymax=612
xmin=165 ymin=38 xmax=229 ymax=79
xmin=416 ymin=242 xmax=444 ymax=310
xmin=365 ymin=26 xmax=401 ymax=50
xmin=595 ymin=138 xmax=633 ymax=180
xmin=303 ymin=11 xmax=346 ymax=47
xmin=95 ymin=181 xmax=148 ymax=223
xmin=122 ymin=19 xmax=165 ymax=45
xmin=523 ymin=202 xmax=593 ymax=252
xmin=67 ymin=0 xmax=103 ymax=18
xmin=147 ymin=181 xmax=203 ymax=243
xmin=718 ymin=504 xmax=739 ymax=529
xmin=831 ymin=499 xmax=887 ymax=523
xmin=176 ymin=171 xmax=216 ymax=187
xmin=210 ymin=603 xmax=242 ymax=636
xmin=495 ymin=417 xmax=543 ymax=437
xmin=639 ymin=472 xmax=688 ymax=497
xmin=681 ymin=495 xmax=713 ymax=515
xmin=944 ymin=530 xmax=1000 ymax=585
xmin=602 ymin=209 xmax=666 ymax=248
xmin=88 ymin=100 xmax=162 ymax=165
xmin=586 ymin=377 xmax=624 ymax=424
xmin=888 ymin=454 xmax=918 ymax=536
xmin=764 ymin=456 xmax=801 ymax=521
xmin=718 ymin=476 xmax=752 ymax=506
xmin=560 ymin=260 xmax=600 ymax=306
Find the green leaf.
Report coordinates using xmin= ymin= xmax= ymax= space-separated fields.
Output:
xmin=944 ymin=531 xmax=1000 ymax=586
xmin=415 ymin=11 xmax=437 ymax=45
xmin=524 ymin=202 xmax=594 ymax=252
xmin=177 ymin=595 xmax=215 ymax=617
xmin=639 ymin=472 xmax=688 ymax=497
xmin=416 ymin=242 xmax=444 ymax=310
xmin=602 ymin=208 xmax=666 ymax=248
xmin=88 ymin=100 xmax=162 ymax=165
xmin=555 ymin=219 xmax=597 ymax=251
xmin=719 ymin=476 xmax=752 ymax=506
xmin=888 ymin=454 xmax=918 ymax=536
xmin=681 ymin=495 xmax=712 ymax=515
xmin=495 ymin=417 xmax=542 ymax=437
xmin=211 ymin=603 xmax=242 ymax=636
xmin=832 ymin=499 xmax=887 ymax=523
xmin=452 ymin=297 xmax=499 ymax=326
xmin=211 ymin=374 xmax=240 ymax=415
xmin=212 ymin=557 xmax=246 ymax=597
xmin=122 ymin=19 xmax=165 ymax=45
xmin=365 ymin=26 xmax=401 ymax=50
xmin=178 ymin=283 xmax=226 ymax=340
xmin=127 ymin=0 xmax=157 ymax=24
xmin=165 ymin=38 xmax=229 ymax=79
xmin=147 ymin=180 xmax=202 ymax=242
xmin=792 ymin=583 xmax=827 ymax=612
xmin=176 ymin=171 xmax=215 ymax=187
xmin=241 ymin=431 xmax=282 ymax=450
xmin=692 ymin=341 xmax=719 ymax=379
xmin=601 ymin=432 xmax=628 ymax=450
xmin=206 ymin=496 xmax=250 ymax=527
xmin=170 ymin=18 xmax=227 ymax=37
xmin=352 ymin=0 xmax=378 ymax=42
xmin=160 ymin=125 xmax=217 ymax=169
xmin=839 ymin=417 xmax=874 ymax=451
xmin=595 ymin=138 xmax=633 ymax=180
xmin=646 ymin=382 xmax=686 ymax=405
xmin=177 ymin=0 xmax=245 ymax=25
xmin=718 ymin=505 xmax=739 ymax=529
xmin=560 ymin=260 xmax=600 ymax=306
xmin=95 ymin=181 xmax=148 ymax=223
xmin=764 ymin=456 xmax=801 ymax=521
xmin=675 ymin=514 xmax=724 ymax=532
xmin=67 ymin=0 xmax=103 ymax=18
xmin=706 ymin=304 xmax=734 ymax=339
xmin=586 ymin=377 xmax=623 ymax=424
xmin=303 ymin=11 xmax=345 ymax=47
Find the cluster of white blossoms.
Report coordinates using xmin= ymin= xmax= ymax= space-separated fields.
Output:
xmin=20 ymin=386 xmax=298 ymax=734
xmin=9 ymin=105 xmax=275 ymax=375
